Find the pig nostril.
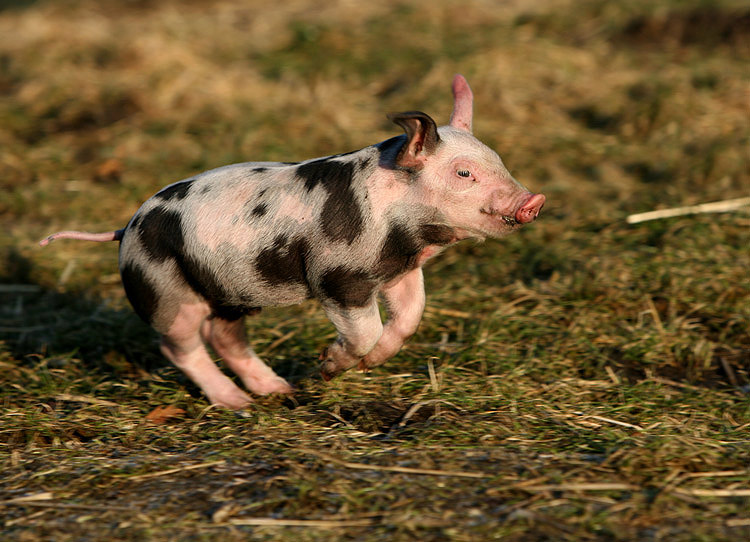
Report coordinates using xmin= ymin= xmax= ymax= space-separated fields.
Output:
xmin=515 ymin=194 xmax=545 ymax=224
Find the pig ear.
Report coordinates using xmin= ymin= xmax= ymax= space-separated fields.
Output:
xmin=449 ymin=74 xmax=473 ymax=133
xmin=387 ymin=111 xmax=440 ymax=170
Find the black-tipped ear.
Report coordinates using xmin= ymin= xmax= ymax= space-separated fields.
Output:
xmin=387 ymin=111 xmax=440 ymax=170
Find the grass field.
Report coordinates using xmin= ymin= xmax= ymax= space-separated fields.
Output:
xmin=1 ymin=0 xmax=749 ymax=540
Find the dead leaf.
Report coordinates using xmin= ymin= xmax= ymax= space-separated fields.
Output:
xmin=145 ymin=405 xmax=185 ymax=424
xmin=93 ymin=158 xmax=123 ymax=183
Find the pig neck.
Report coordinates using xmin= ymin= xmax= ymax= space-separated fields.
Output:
xmin=363 ymin=166 xmax=470 ymax=272
xmin=371 ymin=136 xmax=483 ymax=244
xmin=372 ymin=167 xmax=476 ymax=243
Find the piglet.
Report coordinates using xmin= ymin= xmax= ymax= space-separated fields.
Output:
xmin=40 ymin=75 xmax=545 ymax=409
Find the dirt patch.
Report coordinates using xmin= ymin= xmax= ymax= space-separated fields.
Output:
xmin=328 ymin=400 xmax=449 ymax=433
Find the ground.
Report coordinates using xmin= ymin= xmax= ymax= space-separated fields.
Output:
xmin=1 ymin=0 xmax=749 ymax=540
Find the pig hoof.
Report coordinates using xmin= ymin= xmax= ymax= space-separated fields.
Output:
xmin=248 ymin=376 xmax=294 ymax=396
xmin=211 ymin=389 xmax=254 ymax=411
xmin=320 ymin=361 xmax=340 ymax=382
xmin=319 ymin=347 xmax=339 ymax=380
xmin=358 ymin=356 xmax=385 ymax=371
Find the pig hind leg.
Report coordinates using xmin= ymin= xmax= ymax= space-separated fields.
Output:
xmin=201 ymin=316 xmax=293 ymax=396
xmin=159 ymin=301 xmax=254 ymax=410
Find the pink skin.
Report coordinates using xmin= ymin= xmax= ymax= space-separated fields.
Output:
xmin=449 ymin=74 xmax=473 ymax=132
xmin=39 ymin=230 xmax=123 ymax=246
xmin=359 ymin=267 xmax=426 ymax=370
xmin=515 ymin=193 xmax=546 ymax=224
xmin=201 ymin=317 xmax=293 ymax=396
xmin=365 ymin=172 xmax=410 ymax=218
xmin=160 ymin=302 xmax=292 ymax=409
xmin=320 ymin=298 xmax=384 ymax=380
xmin=276 ymin=193 xmax=314 ymax=224
xmin=194 ymin=184 xmax=260 ymax=250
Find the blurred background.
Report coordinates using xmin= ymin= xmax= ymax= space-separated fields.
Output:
xmin=1 ymin=2 xmax=749 ymax=538
xmin=1 ymin=0 xmax=747 ymax=266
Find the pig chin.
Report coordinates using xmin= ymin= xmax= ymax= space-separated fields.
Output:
xmin=478 ymin=206 xmax=521 ymax=236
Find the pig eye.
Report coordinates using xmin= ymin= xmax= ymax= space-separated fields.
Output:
xmin=457 ymin=169 xmax=472 ymax=178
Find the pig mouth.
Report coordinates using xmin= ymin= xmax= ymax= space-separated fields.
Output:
xmin=480 ymin=207 xmax=518 ymax=227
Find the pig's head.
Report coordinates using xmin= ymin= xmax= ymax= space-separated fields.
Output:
xmin=388 ymin=75 xmax=545 ymax=239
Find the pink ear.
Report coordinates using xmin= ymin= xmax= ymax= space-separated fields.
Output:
xmin=449 ymin=74 xmax=473 ymax=133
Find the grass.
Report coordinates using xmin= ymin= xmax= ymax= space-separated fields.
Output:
xmin=1 ymin=0 xmax=749 ymax=540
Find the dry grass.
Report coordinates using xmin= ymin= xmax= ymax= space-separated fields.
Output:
xmin=1 ymin=0 xmax=749 ymax=540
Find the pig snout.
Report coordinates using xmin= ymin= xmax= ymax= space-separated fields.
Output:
xmin=515 ymin=193 xmax=546 ymax=224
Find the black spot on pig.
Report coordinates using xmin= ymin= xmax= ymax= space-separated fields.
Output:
xmin=320 ymin=267 xmax=377 ymax=308
xmin=128 ymin=214 xmax=142 ymax=231
xmin=320 ymin=190 xmax=363 ymax=244
xmin=211 ymin=302 xmax=257 ymax=322
xmin=175 ymin=252 xmax=251 ymax=320
xmin=297 ymin=157 xmax=355 ymax=193
xmin=253 ymin=167 xmax=268 ymax=174
xmin=376 ymin=135 xmax=407 ymax=167
xmin=296 ymin=158 xmax=364 ymax=243
xmin=418 ymin=224 xmax=456 ymax=246
xmin=121 ymin=263 xmax=158 ymax=324
xmin=255 ymin=235 xmax=310 ymax=287
xmin=358 ymin=156 xmax=373 ymax=172
xmin=250 ymin=202 xmax=268 ymax=218
xmin=376 ymin=223 xmax=421 ymax=280
xmin=155 ymin=180 xmax=194 ymax=201
xmin=138 ymin=207 xmax=184 ymax=263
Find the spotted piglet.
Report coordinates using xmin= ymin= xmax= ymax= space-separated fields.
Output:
xmin=40 ymin=75 xmax=545 ymax=409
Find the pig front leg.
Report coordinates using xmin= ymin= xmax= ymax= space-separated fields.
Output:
xmin=359 ymin=267 xmax=425 ymax=370
xmin=319 ymin=298 xmax=384 ymax=380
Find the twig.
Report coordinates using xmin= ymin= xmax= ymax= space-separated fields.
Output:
xmin=672 ymin=488 xmax=750 ymax=497
xmin=429 ymin=307 xmax=472 ymax=319
xmin=262 ymin=330 xmax=297 ymax=354
xmin=0 ymin=492 xmax=53 ymax=505
xmin=0 ymin=284 xmax=42 ymax=293
xmin=297 ymin=448 xmax=487 ymax=479
xmin=55 ymin=394 xmax=119 ymax=407
xmin=685 ymin=470 xmax=749 ymax=479
xmin=647 ymin=376 xmax=737 ymax=397
xmin=119 ymin=460 xmax=226 ymax=481
xmin=427 ymin=357 xmax=440 ymax=393
xmin=229 ymin=517 xmax=376 ymax=528
xmin=521 ymin=483 xmax=637 ymax=492
xmin=0 ymin=492 xmax=133 ymax=512
xmin=718 ymin=356 xmax=739 ymax=388
xmin=398 ymin=399 xmax=461 ymax=428
xmin=2 ymin=501 xmax=135 ymax=512
xmin=626 ymin=197 xmax=750 ymax=224
xmin=584 ymin=414 xmax=643 ymax=431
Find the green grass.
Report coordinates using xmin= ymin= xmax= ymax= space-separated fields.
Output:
xmin=1 ymin=0 xmax=749 ymax=540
